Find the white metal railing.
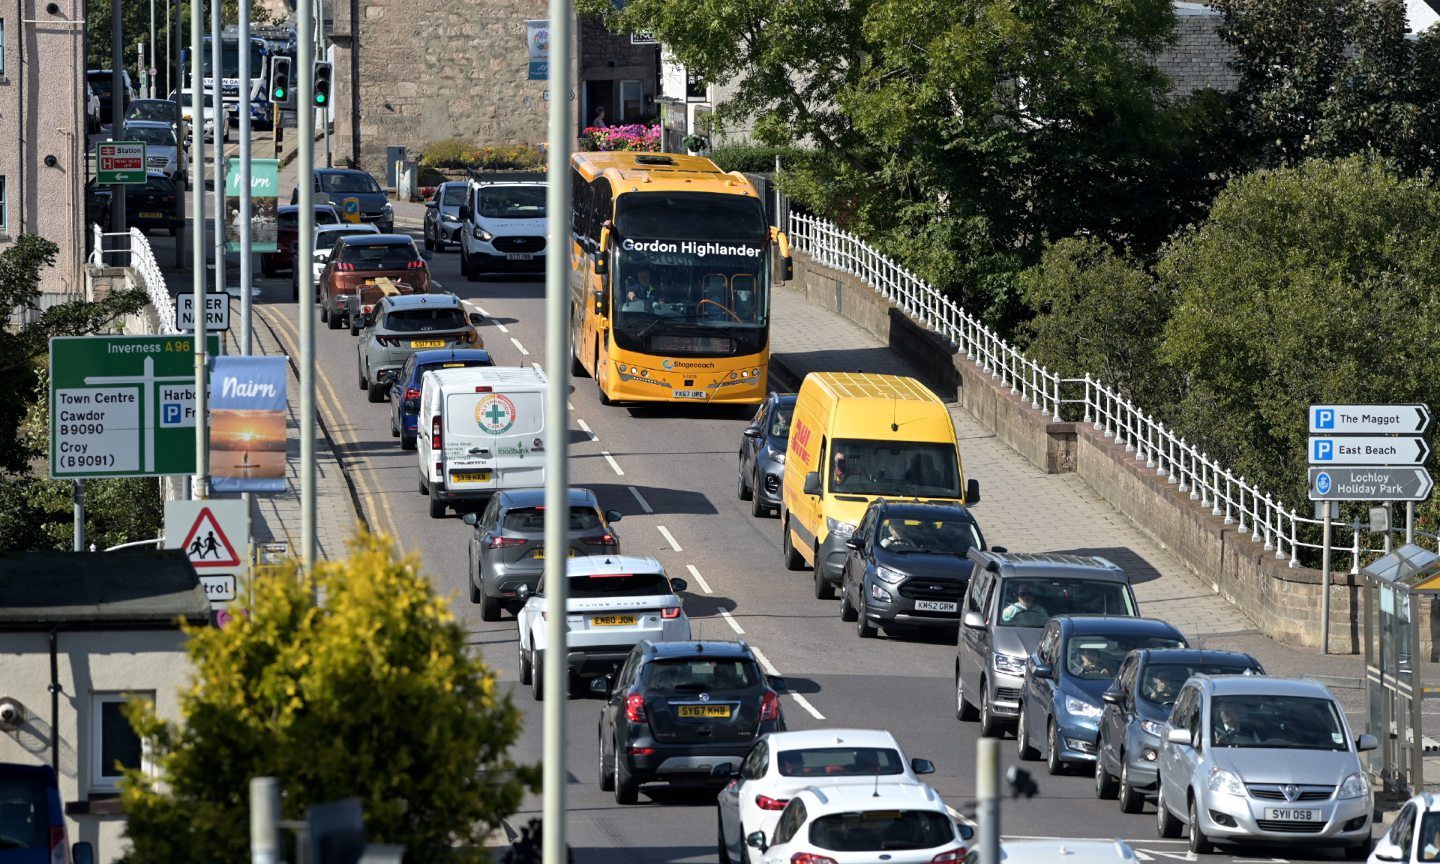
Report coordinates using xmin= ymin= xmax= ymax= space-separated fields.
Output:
xmin=90 ymin=224 xmax=177 ymax=334
xmin=787 ymin=212 xmax=1436 ymax=571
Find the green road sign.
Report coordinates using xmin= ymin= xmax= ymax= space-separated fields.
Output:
xmin=96 ymin=141 xmax=148 ymax=184
xmin=49 ymin=334 xmax=221 ymax=479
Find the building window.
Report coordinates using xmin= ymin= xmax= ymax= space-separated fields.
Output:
xmin=0 ymin=176 xmax=7 ymax=234
xmin=0 ymin=19 xmax=6 ymax=77
xmin=89 ymin=692 xmax=153 ymax=794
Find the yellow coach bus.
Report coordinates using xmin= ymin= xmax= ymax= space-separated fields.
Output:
xmin=569 ymin=151 xmax=792 ymax=406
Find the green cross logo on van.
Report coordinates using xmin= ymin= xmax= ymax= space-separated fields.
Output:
xmin=475 ymin=394 xmax=517 ymax=434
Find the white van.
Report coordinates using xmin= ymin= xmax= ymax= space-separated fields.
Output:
xmin=417 ymin=366 xmax=548 ymax=518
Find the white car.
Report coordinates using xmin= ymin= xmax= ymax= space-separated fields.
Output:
xmin=717 ymin=729 xmax=938 ymax=864
xmin=745 ymin=784 xmax=970 ymax=864
xmin=966 ymin=840 xmax=1139 ymax=863
xmin=515 ymin=555 xmax=690 ymax=701
xmin=296 ymin=222 xmax=380 ymax=301
xmin=172 ymin=88 xmax=229 ymax=143
xmin=1368 ymin=790 xmax=1440 ymax=863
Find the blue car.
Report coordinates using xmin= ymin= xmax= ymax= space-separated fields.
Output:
xmin=1016 ymin=615 xmax=1187 ymax=776
xmin=388 ymin=348 xmax=494 ymax=449
xmin=1095 ymin=647 xmax=1263 ymax=812
xmin=0 ymin=762 xmax=71 ymax=864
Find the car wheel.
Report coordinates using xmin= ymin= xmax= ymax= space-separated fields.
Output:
xmin=367 ymin=381 xmax=386 ymax=403
xmin=737 ymin=466 xmax=752 ymax=501
xmin=262 ymin=259 xmax=276 ymax=278
xmin=1118 ymin=757 xmax=1144 ymax=814
xmin=839 ymin=585 xmax=858 ymax=622
xmin=814 ymin=561 xmax=835 ymax=600
xmin=613 ymin=744 xmax=639 ymax=805
xmin=169 ymin=227 xmax=179 ymax=237
xmin=390 ymin=416 xmax=400 ymax=438
xmin=1046 ymin=720 xmax=1067 ymax=775
xmin=292 ymin=277 xmax=299 ymax=302
xmin=1094 ymin=755 xmax=1119 ymax=799
xmin=479 ymin=585 xmax=502 ymax=622
xmin=1155 ymin=780 xmax=1182 ymax=838
xmin=955 ymin=664 xmax=979 ymax=722
xmin=980 ymin=679 xmax=1004 ymax=739
xmin=429 ymin=495 xmax=446 ymax=519
xmin=1016 ymin=700 xmax=1038 ymax=757
xmin=327 ymin=305 xmax=342 ymax=329
xmin=782 ymin=515 xmax=805 ymax=571
xmin=424 ymin=230 xmax=435 ymax=252
xmin=716 ymin=810 xmax=732 ymax=864
xmin=349 ymin=317 xmax=360 ymax=337
xmin=320 ymin=302 xmax=330 ymax=323
xmin=468 ymin=569 xmax=481 ymax=603
xmin=530 ymin=651 xmax=544 ymax=701
xmin=434 ymin=234 xmax=446 ymax=253
xmin=1187 ymin=796 xmax=1213 ymax=855
xmin=855 ymin=591 xmax=875 ymax=637
xmin=597 ymin=366 xmax=614 ymax=406
xmin=463 ymin=248 xmax=480 ymax=282
xmin=599 ymin=728 xmax=615 ymax=792
xmin=750 ymin=468 xmax=768 ymax=517
xmin=358 ymin=362 xmax=368 ymax=391
xmin=518 ymin=643 xmax=532 ymax=685
xmin=400 ymin=434 xmax=416 ymax=451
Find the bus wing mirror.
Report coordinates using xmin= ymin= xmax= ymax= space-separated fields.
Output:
xmin=594 ymin=225 xmax=611 ymax=276
xmin=772 ymin=227 xmax=794 ymax=282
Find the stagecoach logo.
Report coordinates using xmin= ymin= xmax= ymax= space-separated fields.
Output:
xmin=661 ymin=358 xmax=716 ymax=370
xmin=475 ymin=394 xmax=517 ymax=434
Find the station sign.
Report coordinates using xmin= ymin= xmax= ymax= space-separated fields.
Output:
xmin=96 ymin=141 xmax=148 ymax=184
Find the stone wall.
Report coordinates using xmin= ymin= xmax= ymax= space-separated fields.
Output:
xmin=331 ymin=0 xmax=555 ymax=171
xmin=788 ymin=249 xmax=1373 ymax=652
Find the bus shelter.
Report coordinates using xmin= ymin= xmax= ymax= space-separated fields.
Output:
xmin=1362 ymin=544 xmax=1440 ymax=796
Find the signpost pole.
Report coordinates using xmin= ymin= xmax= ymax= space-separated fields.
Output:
xmin=542 ymin=4 xmax=572 ymax=864
xmin=211 ymin=0 xmax=225 ymax=305
xmin=191 ymin=0 xmax=208 ymax=498
xmin=297 ymin=0 xmax=316 ymax=572
xmin=72 ymin=481 xmax=85 ymax=552
xmin=172 ymin=0 xmax=184 ymax=271
xmin=1384 ymin=503 xmax=1394 ymax=555
xmin=1321 ymin=509 xmax=1332 ymax=655
xmin=110 ymin=0 xmax=126 ymax=253
xmin=240 ymin=0 xmax=252 ymax=355
xmin=1407 ymin=501 xmax=1416 ymax=546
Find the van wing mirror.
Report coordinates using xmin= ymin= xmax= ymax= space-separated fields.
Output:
xmin=458 ymin=204 xmax=471 ymax=220
xmin=1357 ymin=733 xmax=1378 ymax=752
xmin=802 ymin=471 xmax=821 ymax=497
xmin=1166 ymin=727 xmax=1191 ymax=745
xmin=962 ymin=610 xmax=985 ymax=629
xmin=1101 ymin=688 xmax=1124 ymax=706
xmin=966 ymin=478 xmax=981 ymax=505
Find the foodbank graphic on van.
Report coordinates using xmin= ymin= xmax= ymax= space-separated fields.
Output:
xmin=475 ymin=394 xmax=517 ymax=434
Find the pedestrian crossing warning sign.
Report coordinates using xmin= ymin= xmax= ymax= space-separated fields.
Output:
xmin=164 ymin=499 xmax=249 ymax=580
xmin=179 ymin=506 xmax=241 ymax=567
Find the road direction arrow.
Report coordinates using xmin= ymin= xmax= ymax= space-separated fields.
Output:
xmin=1309 ymin=404 xmax=1432 ymax=434
xmin=1309 ymin=467 xmax=1434 ymax=501
xmin=1308 ymin=435 xmax=1430 ymax=466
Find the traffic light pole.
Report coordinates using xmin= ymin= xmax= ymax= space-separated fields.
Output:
xmin=239 ymin=0 xmax=252 ymax=355
xmin=297 ymin=0 xmax=317 ymax=573
xmin=191 ymin=0 xmax=209 ymax=498
xmin=211 ymin=0 xmax=225 ymax=308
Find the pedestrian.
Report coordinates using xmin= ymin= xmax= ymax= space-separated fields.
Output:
xmin=591 ymin=105 xmax=607 ymax=128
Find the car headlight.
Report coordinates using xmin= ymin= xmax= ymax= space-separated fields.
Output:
xmin=473 ymin=227 xmax=494 ymax=242
xmin=1139 ymin=719 xmax=1166 ymax=737
xmin=826 ymin=517 xmax=856 ymax=538
xmin=992 ymin=652 xmax=1027 ymax=676
xmin=1063 ymin=694 xmax=1103 ymax=719
xmin=874 ymin=565 xmax=907 ymax=585
xmin=382 ymin=203 xmax=394 ymax=216
xmin=870 ymin=582 xmax=892 ymax=602
xmin=1206 ymin=766 xmax=1246 ymax=796
xmin=1338 ymin=771 xmax=1369 ymax=800
xmin=769 ymin=447 xmax=785 ymax=464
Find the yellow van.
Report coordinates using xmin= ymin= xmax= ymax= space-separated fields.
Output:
xmin=780 ymin=372 xmax=978 ymax=598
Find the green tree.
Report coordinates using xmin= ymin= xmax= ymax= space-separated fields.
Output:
xmin=1159 ymin=156 xmax=1440 ymax=512
xmin=1214 ymin=0 xmax=1440 ymax=174
xmin=86 ymin=0 xmax=282 ymax=92
xmin=1018 ymin=237 xmax=1173 ymax=406
xmin=121 ymin=532 xmax=534 ymax=864
xmin=586 ymin=0 xmax=1230 ymax=330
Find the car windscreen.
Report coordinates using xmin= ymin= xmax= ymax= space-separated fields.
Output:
xmin=320 ymin=172 xmax=382 ymax=194
xmin=383 ymin=308 xmax=467 ymax=333
xmin=134 ymin=176 xmax=176 ymax=195
xmin=180 ymin=92 xmax=216 ymax=109
xmin=642 ymin=658 xmax=760 ymax=693
xmin=1209 ymin=695 xmax=1348 ymax=751
xmin=502 ymin=506 xmax=603 ymax=533
xmin=476 ymin=186 xmax=546 ymax=218
xmin=126 ymin=126 xmax=176 ymax=147
xmin=776 ymin=747 xmax=905 ymax=778
xmin=440 ymin=185 xmax=467 ymax=206
xmin=997 ymin=578 xmax=1136 ymax=627
xmin=0 ymin=774 xmax=49 ymax=850
xmin=128 ymin=101 xmax=178 ymax=121
xmin=316 ymin=228 xmax=376 ymax=250
xmin=1066 ymin=635 xmax=1185 ymax=681
xmin=1140 ymin=661 xmax=1261 ymax=706
xmin=831 ymin=439 xmax=961 ymax=499
xmin=807 ymin=810 xmax=954 ymax=852
xmin=560 ymin=572 xmax=672 ymax=598
xmin=876 ymin=516 xmax=980 ymax=557
xmin=339 ymin=243 xmax=418 ymax=270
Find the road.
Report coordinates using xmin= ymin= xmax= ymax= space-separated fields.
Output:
xmin=140 ymin=133 xmax=1369 ymax=862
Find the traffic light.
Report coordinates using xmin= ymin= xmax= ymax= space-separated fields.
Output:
xmin=269 ymin=56 xmax=294 ymax=108
xmin=313 ymin=61 xmax=333 ymax=108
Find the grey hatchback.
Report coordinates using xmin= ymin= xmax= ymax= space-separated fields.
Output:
xmin=355 ymin=293 xmax=482 ymax=402
xmin=462 ymin=487 xmax=623 ymax=621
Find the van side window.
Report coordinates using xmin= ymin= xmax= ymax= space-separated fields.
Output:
xmin=817 ymin=438 xmax=827 ymax=483
xmin=964 ymin=573 xmax=986 ymax=615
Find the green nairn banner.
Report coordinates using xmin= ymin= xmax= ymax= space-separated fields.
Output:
xmin=224 ymin=158 xmax=280 ymax=253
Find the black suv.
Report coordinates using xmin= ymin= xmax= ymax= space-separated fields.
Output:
xmin=598 ymin=640 xmax=785 ymax=805
xmin=839 ymin=499 xmax=995 ymax=639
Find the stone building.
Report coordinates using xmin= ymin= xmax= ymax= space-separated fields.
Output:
xmin=1 ymin=0 xmax=87 ymax=306
xmin=578 ymin=14 xmax=658 ymax=130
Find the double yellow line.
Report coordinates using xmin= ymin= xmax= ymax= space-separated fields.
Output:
xmin=256 ymin=306 xmax=407 ymax=554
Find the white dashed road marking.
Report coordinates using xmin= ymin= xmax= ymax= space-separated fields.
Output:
xmin=628 ymin=486 xmax=654 ymax=514
xmin=656 ymin=525 xmax=682 ymax=552
xmin=601 ymin=450 xmax=625 ymax=476
xmin=577 ymin=419 xmax=598 ymax=441
xmin=719 ymin=610 xmax=744 ymax=635
xmin=748 ymin=647 xmax=825 ymax=720
xmin=495 ymin=322 xmax=510 ymax=333
xmin=510 ymin=337 xmax=529 ymax=356
xmin=684 ymin=564 xmax=711 ymax=594
xmin=789 ymin=694 xmax=826 ymax=721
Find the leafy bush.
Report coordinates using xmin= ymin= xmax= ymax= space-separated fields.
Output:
xmin=417 ymin=138 xmax=474 ymax=170
xmin=418 ymin=140 xmax=546 ymax=172
xmin=708 ymin=144 xmax=813 ymax=174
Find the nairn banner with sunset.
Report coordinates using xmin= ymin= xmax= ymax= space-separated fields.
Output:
xmin=209 ymin=356 xmax=288 ymax=493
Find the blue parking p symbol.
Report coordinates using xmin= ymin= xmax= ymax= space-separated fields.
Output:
xmin=1313 ymin=439 xmax=1334 ymax=462
xmin=163 ymin=403 xmax=181 ymax=424
xmin=1315 ymin=407 xmax=1335 ymax=430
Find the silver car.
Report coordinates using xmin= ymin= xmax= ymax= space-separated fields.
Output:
xmin=737 ymin=391 xmax=795 ymax=518
xmin=355 ymin=294 xmax=482 ymax=403
xmin=423 ymin=181 xmax=468 ymax=252
xmin=1155 ymin=675 xmax=1376 ymax=858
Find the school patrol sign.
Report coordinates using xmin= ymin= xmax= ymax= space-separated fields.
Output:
xmin=165 ymin=499 xmax=249 ymax=607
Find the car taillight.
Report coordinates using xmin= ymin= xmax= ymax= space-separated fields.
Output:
xmin=624 ymin=692 xmax=647 ymax=722
xmin=759 ymin=688 xmax=781 ymax=722
xmin=755 ymin=794 xmax=789 ymax=811
xmin=474 ymin=385 xmax=492 ymax=393
xmin=930 ymin=849 xmax=966 ymax=863
xmin=336 ymin=261 xmax=354 ymax=271
xmin=790 ymin=854 xmax=837 ymax=864
xmin=580 ymin=533 xmax=615 ymax=546
xmin=661 ymin=606 xmax=682 ymax=619
xmin=404 ymin=387 xmax=421 ymax=401
xmin=626 ymin=746 xmax=655 ymax=756
xmin=486 ymin=535 xmax=527 ymax=549
xmin=407 ymin=259 xmax=425 ymax=269
xmin=431 ymin=416 xmax=442 ymax=451
xmin=49 ymin=826 xmax=66 ymax=864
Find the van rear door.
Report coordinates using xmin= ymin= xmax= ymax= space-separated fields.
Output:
xmin=443 ymin=385 xmax=545 ymax=492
